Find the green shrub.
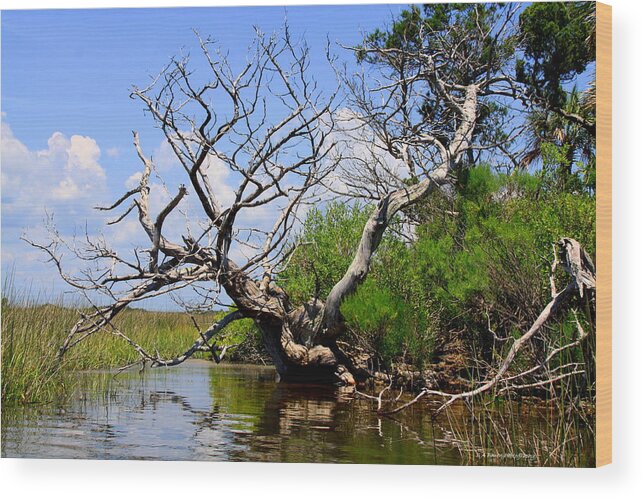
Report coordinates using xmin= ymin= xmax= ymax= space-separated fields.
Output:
xmin=278 ymin=165 xmax=595 ymax=376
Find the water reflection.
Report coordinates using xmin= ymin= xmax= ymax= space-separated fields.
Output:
xmin=1 ymin=361 xmax=591 ymax=465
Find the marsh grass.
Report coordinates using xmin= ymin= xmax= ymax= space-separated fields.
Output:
xmin=425 ymin=304 xmax=596 ymax=467
xmin=438 ymin=394 xmax=595 ymax=467
xmin=1 ymin=283 xmax=254 ymax=406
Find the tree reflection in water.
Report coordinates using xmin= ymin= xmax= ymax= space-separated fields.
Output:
xmin=2 ymin=362 xmax=593 ymax=466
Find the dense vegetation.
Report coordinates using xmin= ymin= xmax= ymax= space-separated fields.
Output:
xmin=281 ymin=166 xmax=595 ymax=384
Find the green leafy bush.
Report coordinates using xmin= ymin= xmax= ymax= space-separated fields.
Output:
xmin=279 ymin=165 xmax=595 ymax=374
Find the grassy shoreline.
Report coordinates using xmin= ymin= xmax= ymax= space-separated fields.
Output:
xmin=1 ymin=296 xmax=255 ymax=405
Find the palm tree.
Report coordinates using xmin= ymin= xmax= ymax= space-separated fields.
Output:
xmin=520 ymin=87 xmax=596 ymax=192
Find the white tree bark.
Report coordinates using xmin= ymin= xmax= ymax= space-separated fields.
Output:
xmin=323 ymin=85 xmax=478 ymax=335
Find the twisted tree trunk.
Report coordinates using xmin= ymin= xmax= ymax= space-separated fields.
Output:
xmin=221 ymin=85 xmax=479 ymax=385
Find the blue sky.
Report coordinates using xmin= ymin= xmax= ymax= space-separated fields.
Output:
xmin=1 ymin=4 xmax=407 ymax=306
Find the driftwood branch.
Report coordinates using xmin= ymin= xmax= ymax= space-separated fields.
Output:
xmin=374 ymin=238 xmax=595 ymax=415
xmin=103 ymin=309 xmax=244 ymax=369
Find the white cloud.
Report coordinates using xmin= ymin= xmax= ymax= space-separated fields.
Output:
xmin=201 ymin=154 xmax=236 ymax=209
xmin=151 ymin=136 xmax=237 ymax=211
xmin=153 ymin=137 xmax=180 ymax=172
xmin=322 ymin=107 xmax=407 ymax=199
xmin=1 ymin=119 xmax=111 ymax=295
xmin=125 ymin=171 xmax=143 ymax=190
xmin=106 ymin=147 xmax=121 ymax=158
xmin=1 ymin=120 xmax=107 ymax=220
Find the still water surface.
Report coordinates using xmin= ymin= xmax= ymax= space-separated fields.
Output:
xmin=1 ymin=361 xmax=591 ymax=465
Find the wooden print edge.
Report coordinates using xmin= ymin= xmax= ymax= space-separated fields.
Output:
xmin=596 ymin=1 xmax=612 ymax=468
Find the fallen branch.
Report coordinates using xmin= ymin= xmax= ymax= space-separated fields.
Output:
xmin=95 ymin=309 xmax=245 ymax=370
xmin=372 ymin=238 xmax=595 ymax=416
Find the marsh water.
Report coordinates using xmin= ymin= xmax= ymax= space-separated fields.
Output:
xmin=1 ymin=361 xmax=594 ymax=465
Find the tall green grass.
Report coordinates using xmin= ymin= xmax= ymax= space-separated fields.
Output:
xmin=1 ymin=283 xmax=254 ymax=406
xmin=438 ymin=388 xmax=595 ymax=467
